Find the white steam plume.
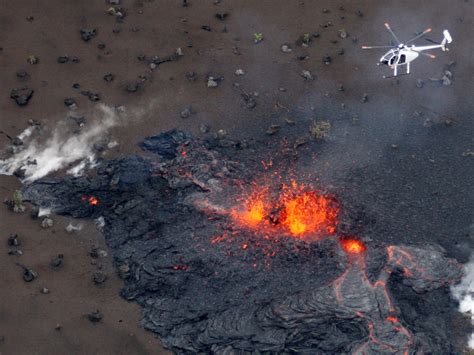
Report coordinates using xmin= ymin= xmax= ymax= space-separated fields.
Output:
xmin=0 ymin=104 xmax=122 ymax=183
xmin=451 ymin=256 xmax=474 ymax=349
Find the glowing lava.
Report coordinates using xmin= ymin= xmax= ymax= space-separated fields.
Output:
xmin=81 ymin=195 xmax=99 ymax=206
xmin=231 ymin=180 xmax=338 ymax=238
xmin=340 ymin=238 xmax=366 ymax=254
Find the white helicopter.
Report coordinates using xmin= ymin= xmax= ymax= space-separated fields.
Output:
xmin=362 ymin=23 xmax=453 ymax=78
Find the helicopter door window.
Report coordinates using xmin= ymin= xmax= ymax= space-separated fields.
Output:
xmin=390 ymin=55 xmax=398 ymax=65
xmin=399 ymin=54 xmax=406 ymax=64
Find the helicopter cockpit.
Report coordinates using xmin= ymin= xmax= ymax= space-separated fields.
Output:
xmin=380 ymin=50 xmax=398 ymax=65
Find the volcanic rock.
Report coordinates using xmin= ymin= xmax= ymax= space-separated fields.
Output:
xmin=93 ymin=271 xmax=107 ymax=285
xmin=41 ymin=217 xmax=54 ymax=228
xmin=80 ymin=28 xmax=97 ymax=42
xmin=50 ymin=254 xmax=64 ymax=269
xmin=27 ymin=55 xmax=39 ymax=64
xmin=10 ymin=87 xmax=34 ymax=106
xmin=87 ymin=310 xmax=103 ymax=323
xmin=7 ymin=234 xmax=20 ymax=246
xmin=64 ymin=98 xmax=77 ymax=110
xmin=103 ymin=73 xmax=114 ymax=82
xmin=16 ymin=70 xmax=30 ymax=81
xmin=19 ymin=130 xmax=466 ymax=354
xmin=57 ymin=55 xmax=69 ymax=63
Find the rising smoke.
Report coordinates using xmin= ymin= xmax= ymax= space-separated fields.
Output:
xmin=0 ymin=104 xmax=123 ymax=183
xmin=451 ymin=256 xmax=474 ymax=349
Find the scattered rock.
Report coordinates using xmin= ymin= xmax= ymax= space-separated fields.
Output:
xmin=41 ymin=287 xmax=50 ymax=294
xmin=57 ymin=55 xmax=69 ymax=63
xmin=180 ymin=108 xmax=193 ymax=119
xmin=339 ymin=29 xmax=348 ymax=39
xmin=87 ymin=310 xmax=103 ymax=323
xmin=361 ymin=93 xmax=368 ymax=103
xmin=309 ymin=121 xmax=331 ymax=140
xmin=207 ymin=77 xmax=219 ymax=87
xmin=300 ymin=70 xmax=314 ymax=81
xmin=186 ymin=71 xmax=197 ymax=82
xmin=416 ymin=79 xmax=424 ymax=88
xmin=241 ymin=92 xmax=256 ymax=109
xmin=323 ymin=55 xmax=332 ymax=65
xmin=235 ymin=69 xmax=245 ymax=76
xmin=199 ymin=123 xmax=210 ymax=134
xmin=201 ymin=25 xmax=212 ymax=32
xmin=126 ymin=82 xmax=139 ymax=93
xmin=391 ymin=144 xmax=399 ymax=149
xmin=442 ymin=70 xmax=452 ymax=86
xmin=118 ymin=263 xmax=130 ymax=279
xmin=10 ymin=87 xmax=34 ymax=106
xmin=322 ymin=8 xmax=330 ymax=13
xmin=55 ymin=324 xmax=61 ymax=331
xmin=338 ymin=84 xmax=345 ymax=91
xmin=8 ymin=249 xmax=23 ymax=256
xmin=27 ymin=55 xmax=39 ymax=65
xmin=16 ymin=70 xmax=30 ymax=81
xmin=215 ymin=12 xmax=229 ymax=21
xmin=22 ymin=267 xmax=38 ymax=282
xmin=81 ymin=90 xmax=101 ymax=102
xmin=216 ymin=129 xmax=228 ymax=139
xmin=93 ymin=271 xmax=107 ymax=285
xmin=266 ymin=124 xmax=281 ymax=135
xmin=7 ymin=234 xmax=20 ymax=247
xmin=80 ymin=28 xmax=97 ymax=42
xmin=90 ymin=246 xmax=108 ymax=258
xmin=50 ymin=254 xmax=64 ymax=269
xmin=41 ymin=217 xmax=54 ymax=228
xmin=280 ymin=44 xmax=292 ymax=53
xmin=65 ymin=222 xmax=83 ymax=233
xmin=64 ymin=98 xmax=77 ymax=110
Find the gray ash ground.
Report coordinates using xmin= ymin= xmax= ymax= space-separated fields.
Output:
xmin=20 ymin=129 xmax=470 ymax=354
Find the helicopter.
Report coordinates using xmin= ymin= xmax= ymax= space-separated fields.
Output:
xmin=362 ymin=23 xmax=453 ymax=78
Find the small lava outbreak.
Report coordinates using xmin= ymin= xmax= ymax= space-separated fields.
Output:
xmin=81 ymin=195 xmax=99 ymax=206
xmin=231 ymin=180 xmax=339 ymax=239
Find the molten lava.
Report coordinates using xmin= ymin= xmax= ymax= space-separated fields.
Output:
xmin=340 ymin=238 xmax=366 ymax=254
xmin=81 ymin=195 xmax=99 ymax=206
xmin=280 ymin=190 xmax=338 ymax=235
xmin=231 ymin=180 xmax=339 ymax=238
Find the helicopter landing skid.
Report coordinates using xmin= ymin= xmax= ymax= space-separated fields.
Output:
xmin=382 ymin=73 xmax=411 ymax=79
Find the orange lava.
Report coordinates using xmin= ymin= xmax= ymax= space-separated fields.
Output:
xmin=280 ymin=190 xmax=338 ymax=235
xmin=81 ymin=195 xmax=99 ymax=206
xmin=231 ymin=181 xmax=338 ymax=237
xmin=340 ymin=239 xmax=366 ymax=254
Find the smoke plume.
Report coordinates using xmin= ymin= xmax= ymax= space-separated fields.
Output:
xmin=0 ymin=104 xmax=123 ymax=183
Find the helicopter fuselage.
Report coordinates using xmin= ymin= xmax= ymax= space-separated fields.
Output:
xmin=379 ymin=46 xmax=419 ymax=67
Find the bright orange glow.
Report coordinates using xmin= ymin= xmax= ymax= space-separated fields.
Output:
xmin=231 ymin=180 xmax=338 ymax=237
xmin=81 ymin=195 xmax=99 ymax=206
xmin=88 ymin=196 xmax=99 ymax=206
xmin=340 ymin=239 xmax=366 ymax=254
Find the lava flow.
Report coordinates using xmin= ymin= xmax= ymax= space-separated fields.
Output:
xmin=332 ymin=238 xmax=459 ymax=354
xmin=231 ymin=180 xmax=339 ymax=238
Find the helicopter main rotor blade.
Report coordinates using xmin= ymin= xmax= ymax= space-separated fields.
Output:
xmin=425 ymin=38 xmax=440 ymax=44
xmin=384 ymin=22 xmax=401 ymax=44
xmin=405 ymin=27 xmax=432 ymax=44
xmin=411 ymin=49 xmax=436 ymax=59
xmin=361 ymin=45 xmax=396 ymax=49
